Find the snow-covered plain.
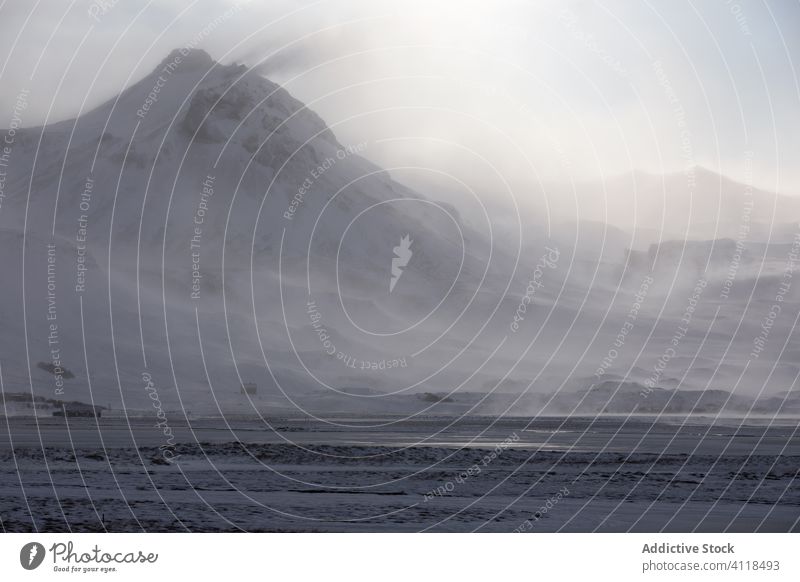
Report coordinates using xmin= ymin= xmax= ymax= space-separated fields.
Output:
xmin=1 ymin=416 xmax=797 ymax=532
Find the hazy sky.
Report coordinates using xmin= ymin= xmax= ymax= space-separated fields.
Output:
xmin=1 ymin=0 xmax=798 ymax=195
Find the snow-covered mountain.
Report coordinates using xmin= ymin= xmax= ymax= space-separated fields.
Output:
xmin=0 ymin=49 xmax=509 ymax=416
xmin=0 ymin=49 xmax=797 ymax=418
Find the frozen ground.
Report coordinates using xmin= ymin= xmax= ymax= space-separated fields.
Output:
xmin=0 ymin=415 xmax=798 ymax=532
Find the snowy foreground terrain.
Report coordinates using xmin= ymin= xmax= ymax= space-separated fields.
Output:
xmin=1 ymin=415 xmax=797 ymax=532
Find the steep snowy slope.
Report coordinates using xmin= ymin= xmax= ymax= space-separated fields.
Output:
xmin=0 ymin=49 xmax=514 ymax=416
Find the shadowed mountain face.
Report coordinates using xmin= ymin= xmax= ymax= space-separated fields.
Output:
xmin=0 ymin=49 xmax=798 ymax=417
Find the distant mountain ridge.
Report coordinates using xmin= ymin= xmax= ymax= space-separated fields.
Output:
xmin=542 ymin=166 xmax=799 ymax=243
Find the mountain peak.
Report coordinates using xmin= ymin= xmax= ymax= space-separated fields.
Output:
xmin=156 ymin=48 xmax=215 ymax=73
